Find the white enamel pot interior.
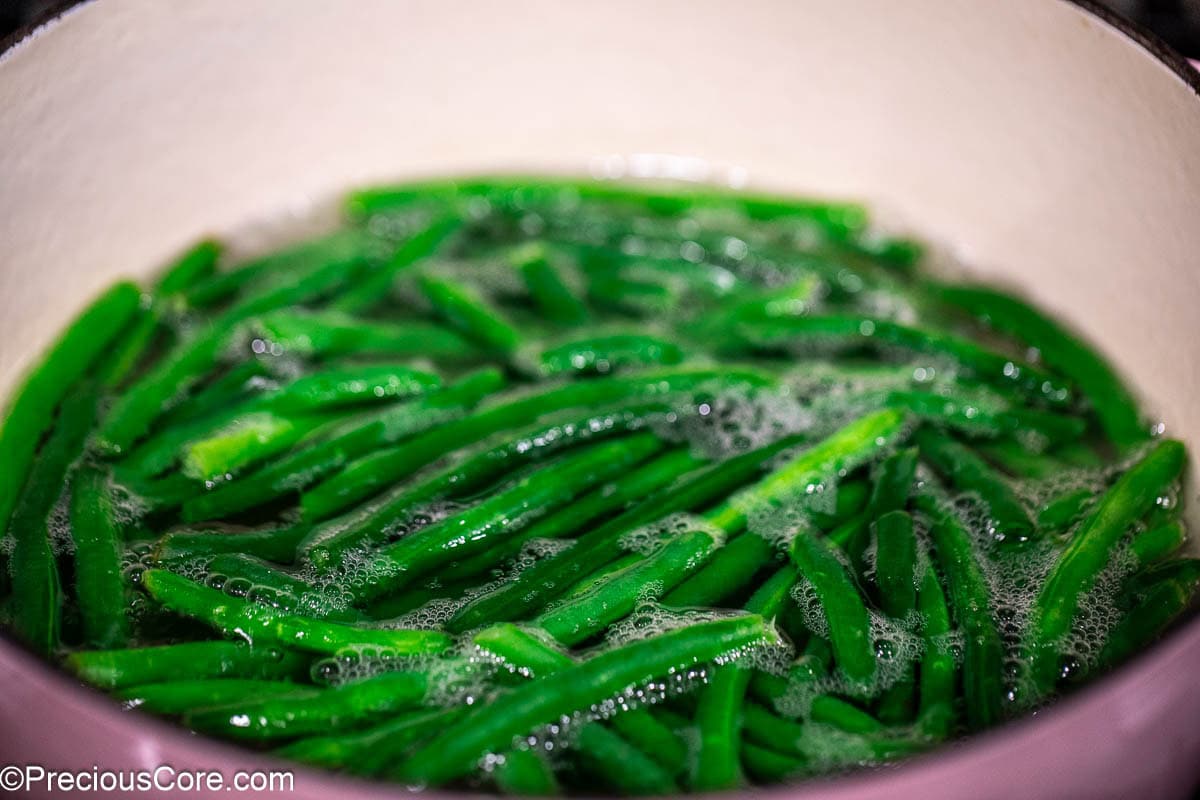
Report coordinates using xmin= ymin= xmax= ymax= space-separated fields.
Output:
xmin=1 ymin=1 xmax=1199 ymax=798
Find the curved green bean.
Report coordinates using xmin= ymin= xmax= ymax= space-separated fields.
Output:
xmin=1026 ymin=440 xmax=1186 ymax=694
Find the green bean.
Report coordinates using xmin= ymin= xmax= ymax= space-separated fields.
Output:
xmin=810 ymin=696 xmax=885 ymax=734
xmin=180 ymin=368 xmax=503 ymax=521
xmin=712 ymin=277 xmax=822 ymax=327
xmin=718 ymin=408 xmax=909 ymax=534
xmin=187 ymin=670 xmax=428 ymax=741
xmin=1026 ymin=440 xmax=1186 ymax=694
xmin=588 ymin=271 xmax=677 ymax=317
xmin=440 ymin=447 xmax=707 ymax=581
xmin=303 ymin=366 xmax=765 ymax=520
xmin=917 ymin=494 xmax=1003 ymax=729
xmin=0 ymin=282 xmax=139 ymax=535
xmin=99 ymin=256 xmax=371 ymax=455
xmin=741 ymin=702 xmax=921 ymax=765
xmin=561 ymin=554 xmax=643 ymax=599
xmin=474 ymin=623 xmax=574 ymax=676
xmin=203 ymin=554 xmax=362 ymax=622
xmin=9 ymin=387 xmax=99 ymax=655
xmin=667 ymin=409 xmax=910 ymax=608
xmin=827 ymin=511 xmax=871 ymax=563
xmin=788 ymin=532 xmax=876 ymax=688
xmin=916 ymin=428 xmax=1034 ymax=546
xmin=351 ymin=436 xmax=663 ymax=602
xmin=1053 ymin=441 xmax=1104 ymax=468
xmin=662 ymin=532 xmax=773 ymax=609
xmin=573 ymin=724 xmax=679 ymax=796
xmin=975 ymin=439 xmax=1063 ymax=480
xmin=156 ymin=239 xmax=222 ymax=297
xmin=495 ymin=748 xmax=561 ymax=796
xmin=874 ymin=511 xmax=917 ymax=619
xmin=1130 ymin=521 xmax=1185 ymax=566
xmin=302 ymin=393 xmax=674 ymax=526
xmin=535 ymin=528 xmax=719 ymax=646
xmin=348 ymin=176 xmax=869 ymax=236
xmin=117 ymin=678 xmax=305 ymax=714
xmin=154 ymin=522 xmax=313 ymax=565
xmin=734 ymin=315 xmax=1072 ymax=407
xmin=884 ymin=390 xmax=1085 ymax=446
xmin=98 ymin=308 xmax=161 ymax=390
xmin=67 ymin=641 xmax=311 ymax=690
xmin=835 ymin=446 xmax=918 ymax=573
xmin=1037 ymin=487 xmax=1095 ymax=534
xmin=395 ymin=614 xmax=774 ymax=787
xmin=916 ymin=564 xmax=957 ymax=739
xmin=418 ymin=272 xmax=522 ymax=357
xmin=310 ymin=420 xmax=664 ymax=577
xmin=927 ymin=282 xmax=1145 ymax=448
xmin=183 ymin=229 xmax=376 ymax=310
xmin=446 ymin=435 xmax=803 ymax=633
xmin=182 ymin=410 xmax=342 ymax=481
xmin=276 ymin=707 xmax=466 ymax=775
xmin=139 ymin=569 xmax=452 ymax=656
xmin=808 ymin=479 xmax=870 ymax=531
xmin=262 ymin=364 xmax=441 ymax=413
xmin=1099 ymin=559 xmax=1200 ymax=668
xmin=740 ymin=741 xmax=804 ymax=783
xmin=69 ymin=466 xmax=130 ymax=648
xmin=693 ymin=566 xmax=797 ymax=790
xmin=364 ymin=578 xmax=476 ymax=621
xmin=155 ymin=361 xmax=272 ymax=430
xmin=253 ymin=309 xmax=481 ymax=362
xmin=472 ymin=624 xmax=688 ymax=776
xmin=539 ymin=334 xmax=684 ymax=377
xmin=872 ymin=447 xmax=918 ymax=512
xmin=512 ymin=242 xmax=589 ymax=326
xmin=334 ymin=214 xmax=462 ymax=313
xmin=749 ymin=639 xmax=831 ymax=708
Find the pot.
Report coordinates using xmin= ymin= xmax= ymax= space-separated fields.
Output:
xmin=1 ymin=1 xmax=1198 ymax=797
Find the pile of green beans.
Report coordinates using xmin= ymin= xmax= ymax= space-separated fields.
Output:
xmin=0 ymin=175 xmax=1195 ymax=795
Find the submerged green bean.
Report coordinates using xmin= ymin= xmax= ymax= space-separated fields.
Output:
xmin=3 ymin=176 xmax=1195 ymax=796
xmin=187 ymin=670 xmax=428 ymax=741
xmin=69 ymin=466 xmax=130 ymax=648
xmin=140 ymin=569 xmax=452 ymax=656
xmin=918 ymin=494 xmax=1004 ymax=729
xmin=351 ymin=435 xmax=663 ymax=601
xmin=0 ymin=283 xmax=139 ymax=537
xmin=447 ymin=435 xmax=804 ymax=633
xmin=395 ymin=614 xmax=774 ymax=787
xmin=927 ymin=282 xmax=1145 ymax=448
xmin=9 ymin=388 xmax=99 ymax=655
xmin=67 ymin=642 xmax=311 ymax=690
xmin=1026 ymin=440 xmax=1186 ymax=694
xmin=118 ymin=678 xmax=305 ymax=714
xmin=916 ymin=428 xmax=1035 ymax=546
xmin=180 ymin=368 xmax=504 ymax=521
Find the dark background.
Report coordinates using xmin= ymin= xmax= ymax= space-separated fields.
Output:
xmin=2 ymin=0 xmax=1200 ymax=56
